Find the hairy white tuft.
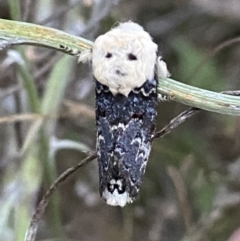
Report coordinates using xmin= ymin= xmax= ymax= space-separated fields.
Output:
xmin=157 ymin=56 xmax=170 ymax=79
xmin=114 ymin=21 xmax=144 ymax=32
xmin=92 ymin=22 xmax=158 ymax=96
xmin=102 ymin=188 xmax=133 ymax=207
xmin=78 ymin=49 xmax=92 ymax=63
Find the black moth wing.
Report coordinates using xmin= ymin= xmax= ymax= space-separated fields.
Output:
xmin=95 ymin=73 xmax=158 ymax=205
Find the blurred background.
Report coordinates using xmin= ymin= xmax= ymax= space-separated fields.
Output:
xmin=0 ymin=0 xmax=240 ymax=241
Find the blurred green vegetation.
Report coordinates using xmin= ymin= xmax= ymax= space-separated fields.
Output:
xmin=0 ymin=1 xmax=240 ymax=241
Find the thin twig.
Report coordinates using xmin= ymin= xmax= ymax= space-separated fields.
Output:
xmin=0 ymin=101 xmax=95 ymax=125
xmin=153 ymin=107 xmax=199 ymax=140
xmin=25 ymin=153 xmax=97 ymax=241
xmin=187 ymin=37 xmax=240 ymax=81
xmin=0 ymin=113 xmax=41 ymax=124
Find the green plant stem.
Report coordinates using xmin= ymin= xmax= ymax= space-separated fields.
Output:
xmin=0 ymin=18 xmax=240 ymax=116
xmin=0 ymin=18 xmax=92 ymax=54
xmin=18 ymin=63 xmax=41 ymax=113
xmin=159 ymin=78 xmax=240 ymax=115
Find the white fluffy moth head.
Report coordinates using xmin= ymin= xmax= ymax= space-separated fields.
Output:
xmin=92 ymin=22 xmax=168 ymax=207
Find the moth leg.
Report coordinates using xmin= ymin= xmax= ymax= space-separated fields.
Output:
xmin=158 ymin=93 xmax=174 ymax=102
xmin=221 ymin=90 xmax=240 ymax=96
xmin=153 ymin=107 xmax=200 ymax=140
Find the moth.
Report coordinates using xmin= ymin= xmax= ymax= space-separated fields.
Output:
xmin=83 ymin=22 xmax=169 ymax=206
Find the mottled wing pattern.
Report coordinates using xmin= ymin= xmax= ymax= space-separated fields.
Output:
xmin=95 ymin=76 xmax=158 ymax=206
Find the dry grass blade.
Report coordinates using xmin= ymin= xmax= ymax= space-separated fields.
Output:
xmin=0 ymin=113 xmax=42 ymax=124
xmin=25 ymin=153 xmax=97 ymax=241
xmin=168 ymin=166 xmax=193 ymax=234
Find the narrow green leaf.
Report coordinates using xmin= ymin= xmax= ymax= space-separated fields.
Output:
xmin=41 ymin=55 xmax=73 ymax=134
